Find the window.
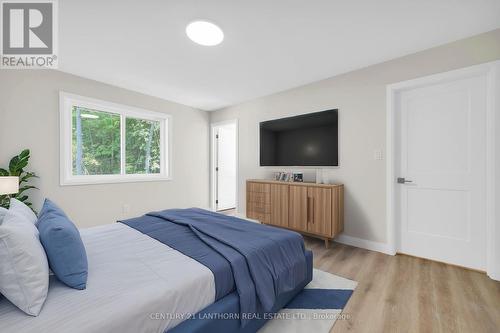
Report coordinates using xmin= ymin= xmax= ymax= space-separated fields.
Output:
xmin=60 ymin=92 xmax=171 ymax=185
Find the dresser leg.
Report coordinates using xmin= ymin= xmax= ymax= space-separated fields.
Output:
xmin=324 ymin=238 xmax=330 ymax=248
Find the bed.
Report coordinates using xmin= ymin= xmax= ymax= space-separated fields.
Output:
xmin=0 ymin=208 xmax=313 ymax=333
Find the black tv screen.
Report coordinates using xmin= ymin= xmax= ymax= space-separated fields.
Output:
xmin=260 ymin=109 xmax=338 ymax=166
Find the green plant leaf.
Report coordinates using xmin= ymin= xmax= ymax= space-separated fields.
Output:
xmin=19 ymin=149 xmax=30 ymax=160
xmin=2 ymin=149 xmax=37 ymax=213
xmin=18 ymin=185 xmax=37 ymax=190
xmin=15 ymin=195 xmax=29 ymax=202
xmin=17 ymin=185 xmax=38 ymax=196
xmin=9 ymin=154 xmax=29 ymax=175
xmin=19 ymin=172 xmax=38 ymax=183
xmin=8 ymin=156 xmax=19 ymax=175
xmin=0 ymin=195 xmax=10 ymax=209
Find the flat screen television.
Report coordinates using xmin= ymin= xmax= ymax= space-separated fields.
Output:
xmin=260 ymin=109 xmax=338 ymax=166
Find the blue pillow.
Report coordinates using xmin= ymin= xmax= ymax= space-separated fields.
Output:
xmin=37 ymin=199 xmax=88 ymax=290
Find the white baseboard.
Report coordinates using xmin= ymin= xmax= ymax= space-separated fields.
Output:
xmin=487 ymin=271 xmax=500 ymax=281
xmin=334 ymin=234 xmax=395 ymax=255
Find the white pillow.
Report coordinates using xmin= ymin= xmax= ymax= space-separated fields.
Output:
xmin=9 ymin=198 xmax=38 ymax=225
xmin=0 ymin=209 xmax=49 ymax=316
xmin=0 ymin=206 xmax=7 ymax=224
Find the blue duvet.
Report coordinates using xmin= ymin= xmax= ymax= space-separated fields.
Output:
xmin=120 ymin=208 xmax=307 ymax=327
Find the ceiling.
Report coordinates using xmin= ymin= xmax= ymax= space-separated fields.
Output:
xmin=59 ymin=0 xmax=500 ymax=111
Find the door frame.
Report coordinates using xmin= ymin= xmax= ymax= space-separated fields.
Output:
xmin=210 ymin=119 xmax=239 ymax=211
xmin=386 ymin=60 xmax=500 ymax=280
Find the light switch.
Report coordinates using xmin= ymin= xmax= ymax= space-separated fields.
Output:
xmin=122 ymin=204 xmax=130 ymax=214
xmin=374 ymin=150 xmax=383 ymax=160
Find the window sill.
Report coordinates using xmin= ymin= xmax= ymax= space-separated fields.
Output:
xmin=60 ymin=174 xmax=172 ymax=186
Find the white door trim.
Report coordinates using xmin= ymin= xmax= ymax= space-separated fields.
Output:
xmin=386 ymin=60 xmax=500 ymax=280
xmin=210 ymin=119 xmax=239 ymax=211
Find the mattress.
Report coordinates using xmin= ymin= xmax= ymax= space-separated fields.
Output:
xmin=0 ymin=223 xmax=216 ymax=333
xmin=168 ymin=250 xmax=314 ymax=333
xmin=122 ymin=207 xmax=308 ymax=326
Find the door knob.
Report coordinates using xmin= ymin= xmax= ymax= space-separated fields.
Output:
xmin=397 ymin=177 xmax=413 ymax=184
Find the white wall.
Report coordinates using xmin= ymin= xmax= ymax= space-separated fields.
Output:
xmin=210 ymin=29 xmax=500 ymax=245
xmin=0 ymin=70 xmax=210 ymax=228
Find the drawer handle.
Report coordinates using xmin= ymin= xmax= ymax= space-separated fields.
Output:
xmin=311 ymin=197 xmax=314 ymax=224
xmin=307 ymin=197 xmax=314 ymax=224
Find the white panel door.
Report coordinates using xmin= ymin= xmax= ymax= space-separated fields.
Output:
xmin=215 ymin=123 xmax=237 ymax=211
xmin=397 ymin=75 xmax=487 ymax=270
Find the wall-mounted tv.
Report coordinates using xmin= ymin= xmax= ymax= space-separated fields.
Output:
xmin=260 ymin=109 xmax=338 ymax=166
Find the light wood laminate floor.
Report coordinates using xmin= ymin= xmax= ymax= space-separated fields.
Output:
xmin=304 ymin=237 xmax=500 ymax=333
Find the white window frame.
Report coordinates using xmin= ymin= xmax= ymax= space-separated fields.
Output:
xmin=59 ymin=92 xmax=172 ymax=186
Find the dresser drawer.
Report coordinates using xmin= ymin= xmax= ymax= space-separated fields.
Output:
xmin=247 ymin=201 xmax=270 ymax=214
xmin=248 ymin=191 xmax=270 ymax=204
xmin=247 ymin=182 xmax=270 ymax=193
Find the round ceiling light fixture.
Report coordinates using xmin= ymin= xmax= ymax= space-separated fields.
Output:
xmin=186 ymin=20 xmax=224 ymax=46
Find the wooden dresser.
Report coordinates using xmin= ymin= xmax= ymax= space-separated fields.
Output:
xmin=246 ymin=179 xmax=344 ymax=247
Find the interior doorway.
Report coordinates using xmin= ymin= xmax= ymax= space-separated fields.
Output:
xmin=211 ymin=120 xmax=238 ymax=212
xmin=386 ymin=61 xmax=499 ymax=279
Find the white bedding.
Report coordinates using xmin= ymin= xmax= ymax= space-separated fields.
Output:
xmin=0 ymin=223 xmax=216 ymax=333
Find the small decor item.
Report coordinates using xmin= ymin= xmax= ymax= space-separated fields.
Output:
xmin=275 ymin=172 xmax=294 ymax=182
xmin=0 ymin=149 xmax=38 ymax=212
xmin=293 ymin=172 xmax=303 ymax=182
